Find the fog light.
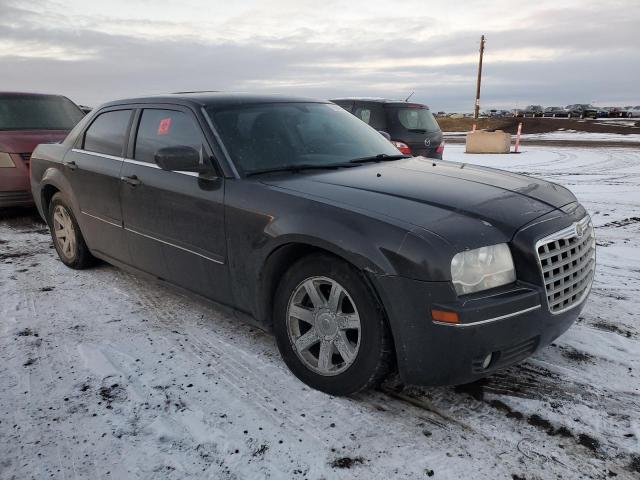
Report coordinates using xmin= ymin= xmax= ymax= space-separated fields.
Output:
xmin=482 ymin=353 xmax=493 ymax=369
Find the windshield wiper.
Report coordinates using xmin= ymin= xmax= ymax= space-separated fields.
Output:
xmin=245 ymin=162 xmax=358 ymax=177
xmin=349 ymin=154 xmax=410 ymax=164
xmin=407 ymin=128 xmax=427 ymax=133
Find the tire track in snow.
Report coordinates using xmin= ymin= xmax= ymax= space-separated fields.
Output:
xmin=115 ymin=272 xmax=601 ymax=479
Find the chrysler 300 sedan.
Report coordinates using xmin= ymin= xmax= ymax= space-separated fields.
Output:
xmin=30 ymin=93 xmax=595 ymax=395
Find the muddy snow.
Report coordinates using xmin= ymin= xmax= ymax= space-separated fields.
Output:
xmin=1 ymin=144 xmax=639 ymax=479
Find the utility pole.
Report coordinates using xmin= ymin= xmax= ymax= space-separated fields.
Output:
xmin=473 ymin=35 xmax=485 ymax=120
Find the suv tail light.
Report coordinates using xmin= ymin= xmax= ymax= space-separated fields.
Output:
xmin=391 ymin=141 xmax=411 ymax=155
xmin=436 ymin=141 xmax=445 ymax=154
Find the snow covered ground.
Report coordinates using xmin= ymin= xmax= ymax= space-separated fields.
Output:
xmin=1 ymin=144 xmax=639 ymax=479
xmin=519 ymin=131 xmax=640 ymax=143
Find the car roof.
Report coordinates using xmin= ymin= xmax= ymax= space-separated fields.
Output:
xmin=330 ymin=97 xmax=430 ymax=108
xmin=101 ymin=92 xmax=327 ymax=109
xmin=0 ymin=91 xmax=69 ymax=99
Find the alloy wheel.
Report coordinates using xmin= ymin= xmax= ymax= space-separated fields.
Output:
xmin=52 ymin=205 xmax=76 ymax=260
xmin=286 ymin=276 xmax=361 ymax=376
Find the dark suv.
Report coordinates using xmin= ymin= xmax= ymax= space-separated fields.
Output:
xmin=30 ymin=93 xmax=594 ymax=396
xmin=331 ymin=98 xmax=444 ymax=159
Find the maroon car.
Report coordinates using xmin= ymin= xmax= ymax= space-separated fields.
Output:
xmin=0 ymin=92 xmax=84 ymax=207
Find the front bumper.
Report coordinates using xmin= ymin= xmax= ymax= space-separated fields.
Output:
xmin=1 ymin=153 xmax=33 ymax=208
xmin=372 ymin=275 xmax=582 ymax=386
xmin=371 ymin=204 xmax=592 ymax=386
xmin=0 ymin=190 xmax=34 ymax=208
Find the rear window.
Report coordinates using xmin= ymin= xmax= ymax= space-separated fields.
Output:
xmin=0 ymin=95 xmax=84 ymax=131
xmin=390 ymin=107 xmax=440 ymax=133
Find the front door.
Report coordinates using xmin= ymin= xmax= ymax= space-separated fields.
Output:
xmin=119 ymin=106 xmax=231 ymax=304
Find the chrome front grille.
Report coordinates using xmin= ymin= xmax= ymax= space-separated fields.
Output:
xmin=536 ymin=216 xmax=595 ymax=314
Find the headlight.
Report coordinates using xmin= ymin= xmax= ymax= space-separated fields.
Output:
xmin=0 ymin=152 xmax=15 ymax=168
xmin=451 ymin=243 xmax=516 ymax=295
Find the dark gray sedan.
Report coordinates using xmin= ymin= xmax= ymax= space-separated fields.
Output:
xmin=30 ymin=93 xmax=595 ymax=395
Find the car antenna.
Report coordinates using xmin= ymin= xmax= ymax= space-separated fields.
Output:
xmin=405 ymin=91 xmax=415 ymax=102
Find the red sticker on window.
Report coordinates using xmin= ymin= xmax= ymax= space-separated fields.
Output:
xmin=157 ymin=117 xmax=172 ymax=135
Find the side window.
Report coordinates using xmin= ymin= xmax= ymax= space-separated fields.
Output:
xmin=333 ymin=101 xmax=354 ymax=113
xmin=354 ymin=106 xmax=371 ymax=124
xmin=367 ymin=105 xmax=386 ymax=130
xmin=134 ymin=109 xmax=205 ymax=164
xmin=83 ymin=110 xmax=132 ymax=156
xmin=354 ymin=104 xmax=385 ymax=130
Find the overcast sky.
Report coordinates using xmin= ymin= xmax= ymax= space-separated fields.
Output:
xmin=1 ymin=0 xmax=638 ymax=111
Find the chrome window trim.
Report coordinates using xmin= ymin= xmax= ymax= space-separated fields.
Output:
xmin=433 ymin=304 xmax=541 ymax=328
xmin=124 ymin=227 xmax=224 ymax=265
xmin=124 ymin=158 xmax=159 ymax=169
xmin=71 ymin=149 xmax=200 ymax=177
xmin=71 ymin=148 xmax=122 ymax=161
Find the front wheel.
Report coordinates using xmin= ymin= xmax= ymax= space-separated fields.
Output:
xmin=273 ymin=254 xmax=393 ymax=395
xmin=48 ymin=193 xmax=95 ymax=269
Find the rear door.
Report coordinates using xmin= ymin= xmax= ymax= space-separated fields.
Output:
xmin=119 ymin=106 xmax=231 ymax=304
xmin=64 ymin=107 xmax=133 ymax=263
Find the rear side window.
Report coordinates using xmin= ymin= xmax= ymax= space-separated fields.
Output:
xmin=134 ymin=109 xmax=204 ymax=164
xmin=354 ymin=104 xmax=385 ymax=130
xmin=332 ymin=101 xmax=354 ymax=112
xmin=83 ymin=110 xmax=132 ymax=157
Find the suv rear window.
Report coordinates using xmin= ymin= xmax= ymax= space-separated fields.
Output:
xmin=83 ymin=109 xmax=132 ymax=157
xmin=0 ymin=95 xmax=84 ymax=131
xmin=391 ymin=107 xmax=439 ymax=132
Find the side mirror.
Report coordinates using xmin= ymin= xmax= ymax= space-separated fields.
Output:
xmin=155 ymin=146 xmax=203 ymax=172
xmin=378 ymin=131 xmax=391 ymax=141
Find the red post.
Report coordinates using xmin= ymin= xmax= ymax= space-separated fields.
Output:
xmin=514 ymin=122 xmax=523 ymax=153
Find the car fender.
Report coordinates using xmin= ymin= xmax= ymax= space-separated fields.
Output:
xmin=260 ymin=212 xmax=453 ymax=280
xmin=38 ymin=165 xmax=79 ymax=219
xmin=245 ymin=211 xmax=454 ymax=326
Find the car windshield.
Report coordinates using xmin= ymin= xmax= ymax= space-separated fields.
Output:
xmin=209 ymin=102 xmax=401 ymax=174
xmin=0 ymin=95 xmax=85 ymax=131
xmin=390 ymin=106 xmax=440 ymax=132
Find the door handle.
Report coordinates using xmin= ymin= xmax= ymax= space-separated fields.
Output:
xmin=121 ymin=175 xmax=141 ymax=187
xmin=64 ymin=160 xmax=78 ymax=170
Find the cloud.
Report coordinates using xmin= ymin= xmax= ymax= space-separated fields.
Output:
xmin=0 ymin=0 xmax=638 ymax=110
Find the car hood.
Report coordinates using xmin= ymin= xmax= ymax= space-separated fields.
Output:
xmin=0 ymin=130 xmax=69 ymax=153
xmin=260 ymin=157 xmax=575 ymax=249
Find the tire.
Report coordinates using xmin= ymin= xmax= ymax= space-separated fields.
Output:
xmin=48 ymin=192 xmax=95 ymax=269
xmin=273 ymin=254 xmax=394 ymax=395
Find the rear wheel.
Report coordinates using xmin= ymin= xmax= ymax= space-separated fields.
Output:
xmin=48 ymin=193 xmax=95 ymax=269
xmin=273 ymin=254 xmax=393 ymax=395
